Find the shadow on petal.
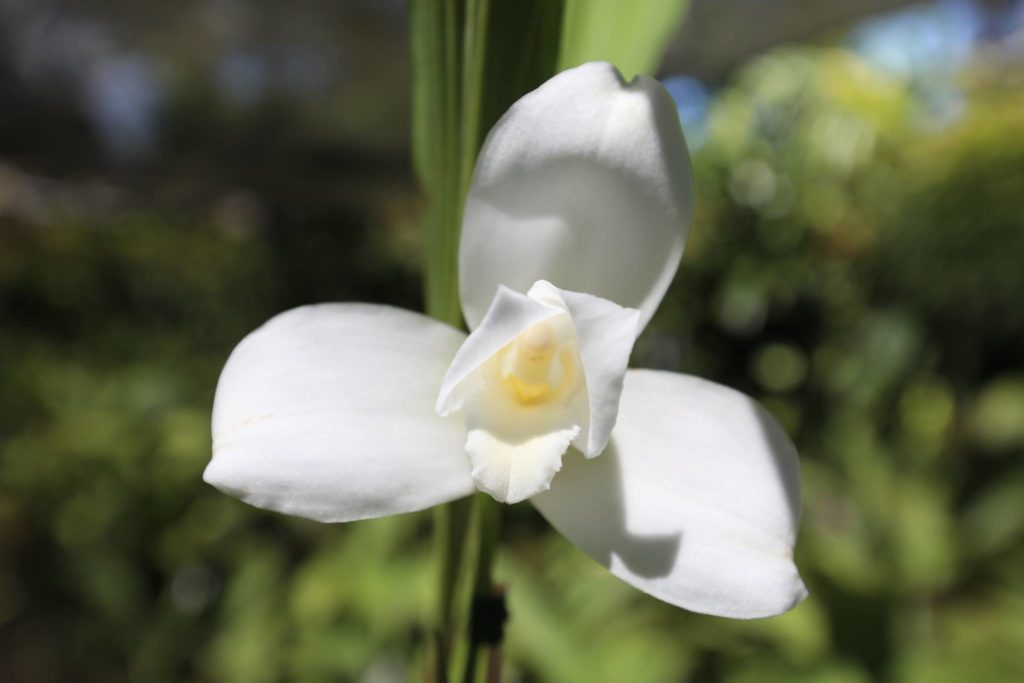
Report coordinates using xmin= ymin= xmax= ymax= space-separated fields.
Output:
xmin=750 ymin=402 xmax=803 ymax=532
xmin=600 ymin=442 xmax=683 ymax=578
xmin=533 ymin=369 xmax=806 ymax=616
xmin=534 ymin=440 xmax=682 ymax=580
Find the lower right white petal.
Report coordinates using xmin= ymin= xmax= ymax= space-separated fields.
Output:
xmin=532 ymin=369 xmax=807 ymax=619
xmin=205 ymin=304 xmax=475 ymax=523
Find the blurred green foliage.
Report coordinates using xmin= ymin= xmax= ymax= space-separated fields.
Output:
xmin=2 ymin=37 xmax=1024 ymax=683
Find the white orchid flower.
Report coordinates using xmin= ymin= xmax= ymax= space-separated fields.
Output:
xmin=204 ymin=62 xmax=807 ymax=619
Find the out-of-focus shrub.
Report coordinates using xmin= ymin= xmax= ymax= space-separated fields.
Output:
xmin=2 ymin=42 xmax=1022 ymax=683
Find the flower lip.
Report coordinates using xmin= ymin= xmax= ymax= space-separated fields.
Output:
xmin=443 ymin=288 xmax=585 ymax=504
xmin=435 ymin=285 xmax=564 ymax=418
xmin=526 ymin=280 xmax=641 ymax=459
xmin=436 ymin=280 xmax=640 ymax=503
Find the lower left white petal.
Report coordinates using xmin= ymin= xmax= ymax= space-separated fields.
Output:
xmin=205 ymin=303 xmax=475 ymax=523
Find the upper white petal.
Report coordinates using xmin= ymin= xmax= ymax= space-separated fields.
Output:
xmin=205 ymin=304 xmax=475 ymax=523
xmin=528 ymin=281 xmax=639 ymax=458
xmin=531 ymin=369 xmax=807 ymax=618
xmin=459 ymin=61 xmax=693 ymax=332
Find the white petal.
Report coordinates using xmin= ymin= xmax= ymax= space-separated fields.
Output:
xmin=532 ymin=370 xmax=807 ymax=618
xmin=205 ymin=304 xmax=475 ymax=523
xmin=459 ymin=61 xmax=693 ymax=332
xmin=436 ymin=286 xmax=563 ymax=416
xmin=528 ymin=281 xmax=639 ymax=458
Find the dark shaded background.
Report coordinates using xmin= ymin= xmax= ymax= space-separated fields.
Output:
xmin=2 ymin=1 xmax=1023 ymax=681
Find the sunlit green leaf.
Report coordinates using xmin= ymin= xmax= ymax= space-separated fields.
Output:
xmin=559 ymin=0 xmax=691 ymax=78
xmin=410 ymin=0 xmax=565 ymax=326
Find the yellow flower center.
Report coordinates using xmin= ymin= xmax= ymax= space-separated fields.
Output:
xmin=494 ymin=321 xmax=578 ymax=406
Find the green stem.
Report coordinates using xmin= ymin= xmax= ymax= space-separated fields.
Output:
xmin=460 ymin=0 xmax=491 ymax=196
xmin=435 ymin=498 xmax=474 ymax=626
xmin=472 ymin=494 xmax=503 ymax=595
xmin=433 ymin=496 xmax=474 ymax=682
xmin=460 ymin=494 xmax=504 ymax=683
